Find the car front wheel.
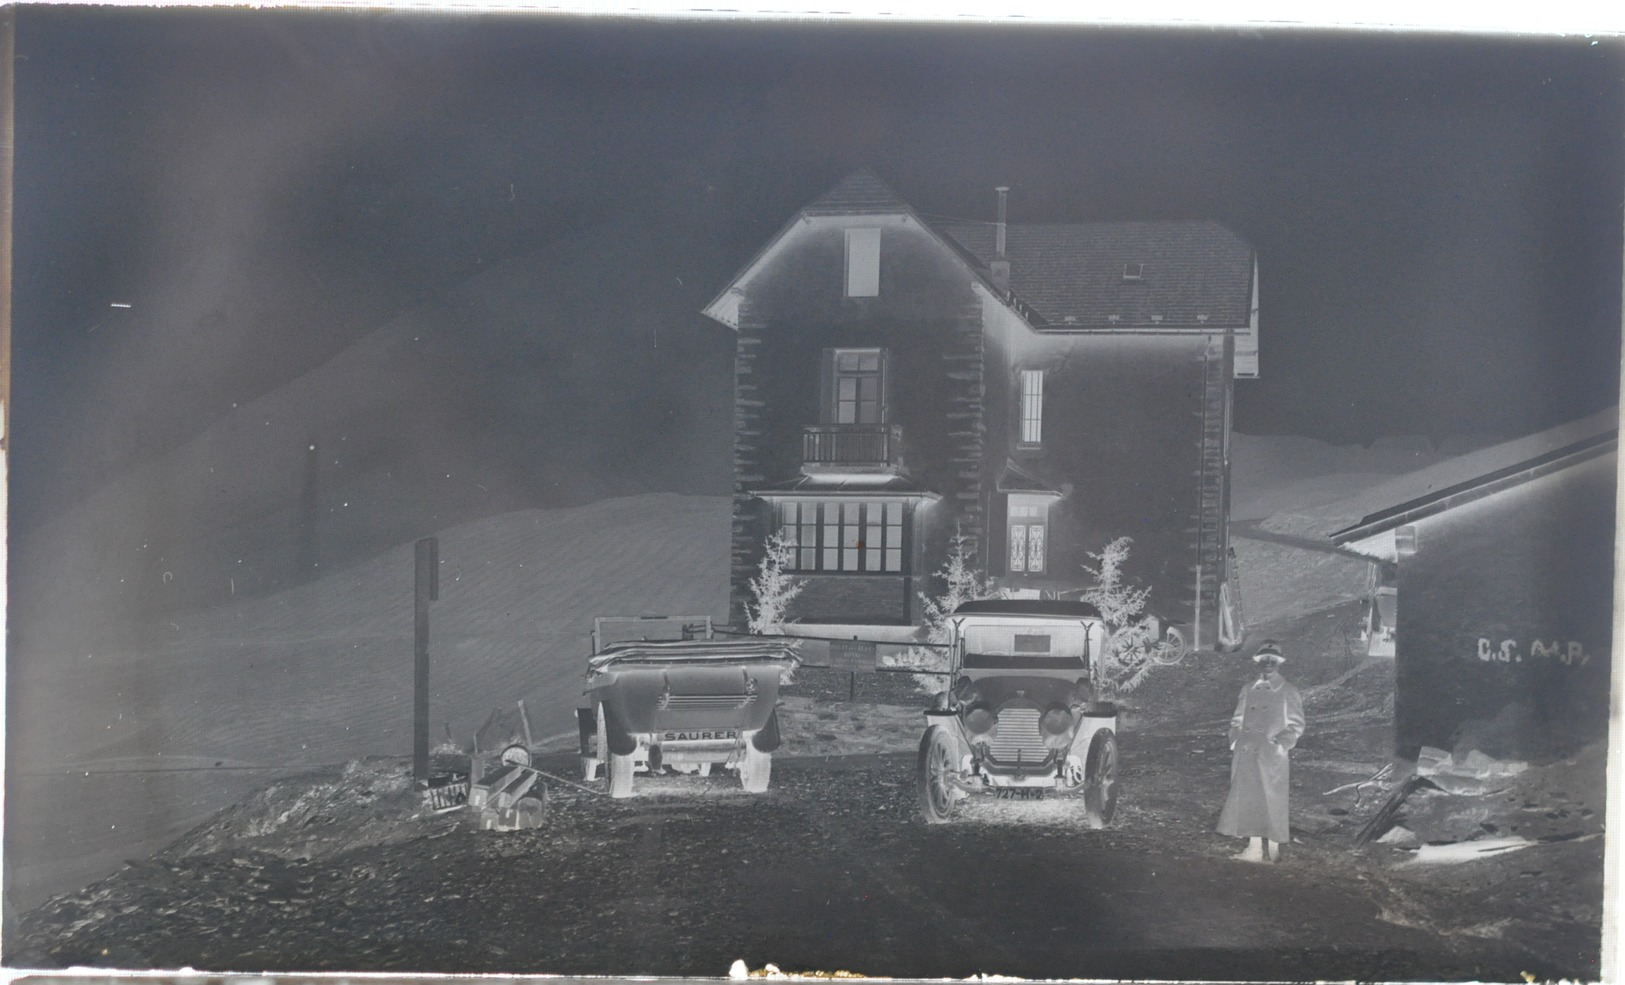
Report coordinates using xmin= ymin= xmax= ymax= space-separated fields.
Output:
xmin=918 ymin=725 xmax=959 ymax=824
xmin=1083 ymin=729 xmax=1119 ymax=828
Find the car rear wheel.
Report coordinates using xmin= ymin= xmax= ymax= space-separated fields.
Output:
xmin=918 ymin=725 xmax=959 ymax=824
xmin=739 ymin=742 xmax=772 ymax=793
xmin=607 ymin=750 xmax=636 ymax=798
xmin=1083 ymin=729 xmax=1119 ymax=828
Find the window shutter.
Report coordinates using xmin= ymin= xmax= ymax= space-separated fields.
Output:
xmin=818 ymin=349 xmax=835 ymax=424
xmin=1009 ymin=525 xmax=1027 ymax=573
xmin=880 ymin=348 xmax=894 ymax=425
xmin=845 ymin=227 xmax=881 ymax=297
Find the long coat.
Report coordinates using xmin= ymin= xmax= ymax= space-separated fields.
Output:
xmin=1216 ymin=671 xmax=1305 ymax=843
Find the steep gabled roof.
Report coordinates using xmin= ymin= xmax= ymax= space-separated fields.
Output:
xmin=934 ymin=220 xmax=1255 ymax=328
xmin=801 ymin=168 xmax=912 ymax=215
xmin=703 ymin=170 xmax=1254 ymax=335
xmin=1331 ymin=407 xmax=1619 ymax=549
xmin=702 ymin=169 xmax=1010 ymax=331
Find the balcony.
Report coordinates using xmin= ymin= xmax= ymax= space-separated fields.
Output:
xmin=801 ymin=424 xmax=905 ymax=474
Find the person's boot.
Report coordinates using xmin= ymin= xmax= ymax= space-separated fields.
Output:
xmin=1234 ymin=837 xmax=1265 ymax=862
xmin=1266 ymin=840 xmax=1281 ymax=863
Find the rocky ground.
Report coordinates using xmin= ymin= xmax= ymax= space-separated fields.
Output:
xmin=7 ymin=601 xmax=1608 ymax=980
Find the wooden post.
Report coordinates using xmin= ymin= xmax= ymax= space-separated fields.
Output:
xmin=414 ymin=537 xmax=439 ymax=785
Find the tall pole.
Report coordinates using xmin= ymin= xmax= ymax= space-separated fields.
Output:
xmin=414 ymin=537 xmax=439 ymax=784
xmin=1 ymin=7 xmax=13 ymax=459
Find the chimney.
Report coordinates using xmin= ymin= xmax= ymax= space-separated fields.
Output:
xmin=990 ymin=185 xmax=1011 ymax=292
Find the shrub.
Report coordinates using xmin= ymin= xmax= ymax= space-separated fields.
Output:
xmin=746 ymin=532 xmax=806 ymax=635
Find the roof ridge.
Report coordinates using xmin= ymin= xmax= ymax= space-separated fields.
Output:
xmin=802 ymin=168 xmax=912 ymax=215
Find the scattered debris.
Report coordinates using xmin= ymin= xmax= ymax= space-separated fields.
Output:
xmin=1323 ymin=762 xmax=1393 ymax=803
xmin=1354 ymin=774 xmax=1435 ymax=846
xmin=1376 ymin=825 xmax=1414 ymax=845
xmin=467 ymin=751 xmax=547 ymax=831
xmin=1406 ymin=837 xmax=1534 ymax=865
xmin=421 ymin=771 xmax=469 ymax=812
xmin=1416 ymin=746 xmax=1527 ymax=780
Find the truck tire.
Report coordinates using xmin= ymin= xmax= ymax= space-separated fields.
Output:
xmin=607 ymin=750 xmax=636 ymax=798
xmin=739 ymin=743 xmax=772 ymax=793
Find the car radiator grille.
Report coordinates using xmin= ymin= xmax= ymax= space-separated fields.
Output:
xmin=985 ymin=708 xmax=1049 ymax=765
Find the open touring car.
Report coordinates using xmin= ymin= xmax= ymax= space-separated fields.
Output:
xmin=578 ymin=616 xmax=801 ymax=798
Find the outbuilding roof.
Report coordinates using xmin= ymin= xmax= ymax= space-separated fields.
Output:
xmin=1331 ymin=407 xmax=1619 ymax=548
xmin=934 ymin=219 xmax=1255 ymax=328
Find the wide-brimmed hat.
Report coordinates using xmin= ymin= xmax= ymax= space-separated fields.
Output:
xmin=1252 ymin=640 xmax=1286 ymax=664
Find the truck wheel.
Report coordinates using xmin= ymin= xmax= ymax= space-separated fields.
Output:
xmin=583 ymin=703 xmax=608 ymax=782
xmin=739 ymin=743 xmax=772 ymax=793
xmin=578 ymin=707 xmax=599 ymax=780
xmin=607 ymin=750 xmax=636 ymax=798
xmin=1083 ymin=729 xmax=1119 ymax=829
xmin=918 ymin=725 xmax=958 ymax=824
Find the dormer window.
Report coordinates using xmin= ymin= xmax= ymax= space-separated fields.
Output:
xmin=1122 ymin=263 xmax=1144 ymax=281
xmin=845 ymin=227 xmax=881 ymax=297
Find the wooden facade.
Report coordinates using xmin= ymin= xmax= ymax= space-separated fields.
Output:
xmin=706 ymin=171 xmax=1257 ymax=643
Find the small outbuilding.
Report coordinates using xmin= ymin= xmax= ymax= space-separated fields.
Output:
xmin=1331 ymin=409 xmax=1617 ymax=761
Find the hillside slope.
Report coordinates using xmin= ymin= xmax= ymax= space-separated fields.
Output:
xmin=10 ymin=236 xmax=732 ymax=651
xmin=9 ymin=495 xmax=732 ymax=771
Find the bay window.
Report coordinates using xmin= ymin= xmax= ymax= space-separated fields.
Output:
xmin=776 ymin=499 xmax=905 ymax=573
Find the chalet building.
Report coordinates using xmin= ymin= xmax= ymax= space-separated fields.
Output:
xmin=703 ymin=170 xmax=1258 ymax=645
xmin=1332 ymin=409 xmax=1617 ymax=761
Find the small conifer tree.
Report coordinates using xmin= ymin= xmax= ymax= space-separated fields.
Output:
xmin=746 ymin=532 xmax=805 ymax=635
xmin=901 ymin=526 xmax=1005 ymax=686
xmin=1081 ymin=536 xmax=1174 ymax=695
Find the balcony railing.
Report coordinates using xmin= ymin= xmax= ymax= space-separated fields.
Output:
xmin=801 ymin=424 xmax=904 ymax=473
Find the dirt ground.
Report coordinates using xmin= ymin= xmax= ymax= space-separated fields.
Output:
xmin=6 ymin=600 xmax=1607 ymax=979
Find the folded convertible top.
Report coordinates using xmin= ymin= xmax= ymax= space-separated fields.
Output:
xmin=588 ymin=637 xmax=803 ymax=672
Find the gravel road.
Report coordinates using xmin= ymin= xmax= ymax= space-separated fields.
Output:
xmin=9 ymin=747 xmax=1574 ymax=981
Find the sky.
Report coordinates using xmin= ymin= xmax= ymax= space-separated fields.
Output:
xmin=10 ymin=10 xmax=1623 ymax=534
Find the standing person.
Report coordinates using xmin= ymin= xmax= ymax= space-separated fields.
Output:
xmin=1217 ymin=640 xmax=1305 ymax=862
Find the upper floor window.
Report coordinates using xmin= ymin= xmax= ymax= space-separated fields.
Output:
xmin=831 ymin=348 xmax=886 ymax=425
xmin=1008 ymin=494 xmax=1050 ymax=574
xmin=845 ymin=227 xmax=881 ymax=297
xmin=1019 ymin=369 xmax=1044 ymax=445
